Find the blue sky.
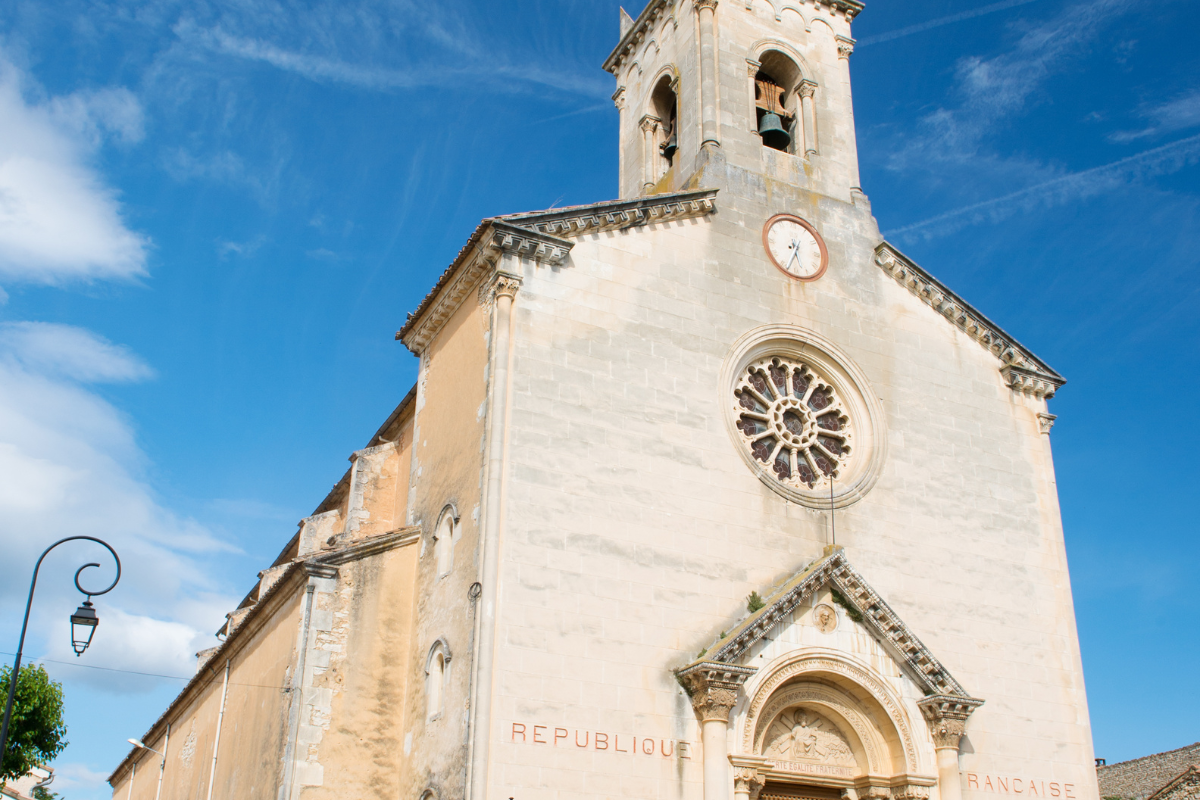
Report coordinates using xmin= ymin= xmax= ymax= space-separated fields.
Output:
xmin=0 ymin=0 xmax=1196 ymax=796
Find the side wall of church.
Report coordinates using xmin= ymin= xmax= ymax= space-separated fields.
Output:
xmin=488 ymin=181 xmax=1095 ymax=800
xmin=302 ymin=544 xmax=420 ymax=800
xmin=109 ymin=583 xmax=303 ymax=800
xmin=399 ymin=283 xmax=493 ymax=800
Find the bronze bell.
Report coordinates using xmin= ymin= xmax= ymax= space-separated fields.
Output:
xmin=758 ymin=111 xmax=791 ymax=150
xmin=660 ymin=131 xmax=678 ymax=160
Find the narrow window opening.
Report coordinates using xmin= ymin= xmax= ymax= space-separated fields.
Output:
xmin=426 ymin=643 xmax=449 ymax=720
xmin=650 ymin=77 xmax=678 ymax=174
xmin=434 ymin=509 xmax=455 ymax=577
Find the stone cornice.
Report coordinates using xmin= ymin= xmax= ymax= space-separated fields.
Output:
xmin=704 ymin=547 xmax=978 ymax=701
xmin=501 ymin=188 xmax=718 ymax=237
xmin=396 ymin=220 xmax=572 ymax=355
xmin=602 ymin=0 xmax=862 ymax=74
xmin=397 ymin=190 xmax=717 ymax=355
xmin=308 ymin=527 xmax=421 ymax=566
xmin=874 ymin=242 xmax=1066 ymax=399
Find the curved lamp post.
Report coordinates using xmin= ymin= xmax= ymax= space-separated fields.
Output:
xmin=0 ymin=536 xmax=121 ymax=766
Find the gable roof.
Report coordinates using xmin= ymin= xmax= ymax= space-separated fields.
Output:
xmin=394 ymin=189 xmax=717 ymax=355
xmin=686 ymin=546 xmax=977 ymax=700
xmin=875 ymin=242 xmax=1065 ymax=398
xmin=1149 ymin=766 xmax=1200 ymax=800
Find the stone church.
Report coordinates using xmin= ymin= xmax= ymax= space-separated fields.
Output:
xmin=108 ymin=1 xmax=1099 ymax=799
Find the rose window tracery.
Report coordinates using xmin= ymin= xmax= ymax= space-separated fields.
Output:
xmin=734 ymin=356 xmax=852 ymax=490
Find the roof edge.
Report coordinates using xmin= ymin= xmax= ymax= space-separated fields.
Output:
xmin=875 ymin=241 xmax=1065 ymax=397
xmin=704 ymin=546 xmax=977 ymax=700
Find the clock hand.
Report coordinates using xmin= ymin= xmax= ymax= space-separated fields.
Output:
xmin=787 ymin=239 xmax=804 ymax=271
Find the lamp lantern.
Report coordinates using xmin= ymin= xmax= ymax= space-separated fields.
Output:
xmin=70 ymin=600 xmax=99 ymax=656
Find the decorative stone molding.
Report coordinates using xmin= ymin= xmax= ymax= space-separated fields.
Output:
xmin=917 ymin=696 xmax=984 ymax=750
xmin=874 ymin=242 xmax=1065 ymax=398
xmin=837 ymin=35 xmax=856 ymax=59
xmin=742 ymin=649 xmax=923 ymax=774
xmin=706 ymin=548 xmax=977 ymax=703
xmin=501 ymin=188 xmax=718 ymax=238
xmin=677 ymin=661 xmax=758 ymax=722
xmin=602 ymin=0 xmax=674 ymax=75
xmin=612 ymin=86 xmax=626 ymax=110
xmin=398 ymin=190 xmax=716 ymax=356
xmin=1037 ymin=412 xmax=1057 ymax=434
xmin=1001 ymin=365 xmax=1062 ymax=400
xmin=734 ymin=767 xmax=766 ymax=800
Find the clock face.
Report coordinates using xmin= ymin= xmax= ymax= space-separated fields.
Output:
xmin=763 ymin=214 xmax=828 ymax=281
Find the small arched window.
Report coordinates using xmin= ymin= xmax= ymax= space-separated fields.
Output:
xmin=425 ymin=639 xmax=451 ymax=720
xmin=650 ymin=76 xmax=678 ymax=171
xmin=433 ymin=506 xmax=457 ymax=577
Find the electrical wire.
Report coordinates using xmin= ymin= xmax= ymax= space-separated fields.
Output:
xmin=0 ymin=651 xmax=288 ymax=691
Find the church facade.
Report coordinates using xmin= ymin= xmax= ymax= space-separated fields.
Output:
xmin=108 ymin=2 xmax=1099 ymax=800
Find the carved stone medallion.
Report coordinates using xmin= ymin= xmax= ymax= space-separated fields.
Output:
xmin=813 ymin=603 xmax=837 ymax=633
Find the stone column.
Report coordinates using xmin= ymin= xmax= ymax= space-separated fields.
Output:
xmin=639 ymin=115 xmax=661 ymax=194
xmin=834 ymin=35 xmax=862 ymax=195
xmin=467 ymin=267 xmax=523 ymax=800
xmin=918 ymin=697 xmax=984 ymax=800
xmin=695 ymin=0 xmax=720 ymax=149
xmin=678 ymin=662 xmax=757 ymax=800
xmin=797 ymin=80 xmax=817 ymax=156
xmin=746 ymin=59 xmax=761 ymax=135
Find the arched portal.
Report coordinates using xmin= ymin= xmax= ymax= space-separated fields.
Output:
xmin=734 ymin=649 xmax=936 ymax=800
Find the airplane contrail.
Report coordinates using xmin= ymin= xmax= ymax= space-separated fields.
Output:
xmin=883 ymin=133 xmax=1200 ymax=239
xmin=857 ymin=0 xmax=1041 ymax=47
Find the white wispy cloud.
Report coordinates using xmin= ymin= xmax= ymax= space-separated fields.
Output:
xmin=0 ymin=56 xmax=149 ymax=285
xmin=886 ymin=0 xmax=1138 ymax=170
xmin=173 ymin=18 xmax=611 ymax=99
xmin=0 ymin=324 xmax=238 ymax=693
xmin=884 ymin=133 xmax=1200 ymax=242
xmin=1110 ymin=89 xmax=1200 ymax=142
xmin=0 ymin=322 xmax=155 ymax=383
xmin=857 ymin=0 xmax=1040 ymax=47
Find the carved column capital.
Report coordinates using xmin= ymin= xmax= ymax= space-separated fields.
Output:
xmin=677 ymin=661 xmax=757 ymax=723
xmin=836 ymin=35 xmax=856 ymax=59
xmin=746 ymin=58 xmax=761 ymax=77
xmin=694 ymin=0 xmax=718 ymax=12
xmin=918 ymin=695 xmax=984 ymax=751
xmin=491 ymin=274 xmax=522 ymax=300
xmin=797 ymin=79 xmax=818 ymax=99
xmin=612 ymin=86 xmax=626 ymax=111
xmin=734 ymin=768 xmax=766 ymax=800
xmin=639 ymin=114 xmax=662 ymax=133
xmin=1038 ymin=412 xmax=1057 ymax=434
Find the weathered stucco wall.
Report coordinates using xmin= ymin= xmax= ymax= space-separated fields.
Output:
xmin=111 ymin=579 xmax=303 ymax=800
xmin=401 ymin=272 xmax=492 ymax=800
xmin=300 ymin=544 xmax=420 ymax=800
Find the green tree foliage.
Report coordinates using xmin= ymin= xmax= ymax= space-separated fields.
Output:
xmin=32 ymin=786 xmax=60 ymax=799
xmin=0 ymin=664 xmax=68 ymax=784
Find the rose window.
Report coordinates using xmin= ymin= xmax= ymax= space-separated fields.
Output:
xmin=733 ymin=356 xmax=852 ymax=490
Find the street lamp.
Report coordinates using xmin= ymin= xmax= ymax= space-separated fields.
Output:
xmin=0 ymin=536 xmax=121 ymax=767
xmin=128 ymin=736 xmax=168 ymax=800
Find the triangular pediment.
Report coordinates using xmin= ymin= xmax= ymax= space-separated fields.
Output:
xmin=688 ymin=546 xmax=974 ymax=701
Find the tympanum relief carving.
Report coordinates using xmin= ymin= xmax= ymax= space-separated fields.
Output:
xmin=762 ymin=708 xmax=855 ymax=768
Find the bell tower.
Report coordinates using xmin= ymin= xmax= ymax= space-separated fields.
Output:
xmin=604 ymin=0 xmax=865 ymax=205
